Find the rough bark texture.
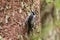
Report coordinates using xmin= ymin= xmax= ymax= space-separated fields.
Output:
xmin=0 ymin=0 xmax=40 ymax=40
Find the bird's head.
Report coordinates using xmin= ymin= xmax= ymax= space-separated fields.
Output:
xmin=31 ymin=10 xmax=35 ymax=15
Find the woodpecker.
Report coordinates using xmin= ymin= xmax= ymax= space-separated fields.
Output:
xmin=25 ymin=11 xmax=35 ymax=34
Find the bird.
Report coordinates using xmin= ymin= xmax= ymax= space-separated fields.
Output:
xmin=25 ymin=11 xmax=35 ymax=35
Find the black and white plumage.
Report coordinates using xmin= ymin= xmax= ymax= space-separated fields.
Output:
xmin=25 ymin=11 xmax=35 ymax=34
